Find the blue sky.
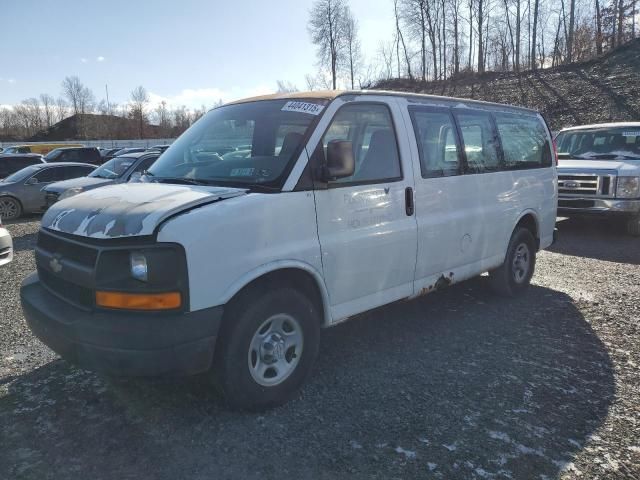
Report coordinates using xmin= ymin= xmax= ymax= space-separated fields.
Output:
xmin=0 ymin=0 xmax=393 ymax=108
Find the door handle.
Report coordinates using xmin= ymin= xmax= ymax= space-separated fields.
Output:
xmin=405 ymin=187 xmax=414 ymax=216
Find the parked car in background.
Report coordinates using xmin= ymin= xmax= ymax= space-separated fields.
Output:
xmin=104 ymin=147 xmax=146 ymax=161
xmin=0 ymin=162 xmax=96 ymax=220
xmin=21 ymin=91 xmax=557 ymax=410
xmin=43 ymin=151 xmax=160 ymax=207
xmin=1 ymin=144 xmax=83 ymax=155
xmin=0 ymin=217 xmax=12 ymax=266
xmin=556 ymin=122 xmax=640 ymax=235
xmin=101 ymin=147 xmax=123 ymax=159
xmin=149 ymin=144 xmax=172 ymax=153
xmin=0 ymin=154 xmax=46 ymax=180
xmin=44 ymin=147 xmax=102 ymax=165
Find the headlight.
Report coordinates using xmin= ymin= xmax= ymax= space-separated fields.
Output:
xmin=616 ymin=177 xmax=640 ymax=198
xmin=59 ymin=187 xmax=84 ymax=201
xmin=130 ymin=251 xmax=148 ymax=282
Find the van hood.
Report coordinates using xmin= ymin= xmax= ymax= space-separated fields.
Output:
xmin=42 ymin=183 xmax=246 ymax=239
xmin=558 ymin=159 xmax=640 ymax=174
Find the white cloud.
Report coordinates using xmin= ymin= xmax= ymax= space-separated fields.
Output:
xmin=80 ymin=58 xmax=88 ymax=63
xmin=96 ymin=56 xmax=105 ymax=62
xmin=147 ymin=85 xmax=274 ymax=110
xmin=7 ymin=78 xmax=16 ymax=84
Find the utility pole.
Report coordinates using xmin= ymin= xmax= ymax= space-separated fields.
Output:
xmin=105 ymin=84 xmax=111 ymax=115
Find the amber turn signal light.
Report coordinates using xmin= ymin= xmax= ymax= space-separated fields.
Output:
xmin=95 ymin=291 xmax=182 ymax=310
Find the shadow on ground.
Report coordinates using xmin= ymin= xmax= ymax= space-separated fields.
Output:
xmin=550 ymin=217 xmax=640 ymax=265
xmin=0 ymin=281 xmax=615 ymax=479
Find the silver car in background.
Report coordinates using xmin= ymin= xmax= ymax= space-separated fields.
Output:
xmin=0 ymin=162 xmax=96 ymax=220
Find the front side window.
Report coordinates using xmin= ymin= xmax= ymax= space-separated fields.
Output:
xmin=148 ymin=99 xmax=327 ymax=189
xmin=556 ymin=127 xmax=640 ymax=160
xmin=454 ymin=111 xmax=501 ymax=173
xmin=32 ymin=168 xmax=60 ymax=183
xmin=321 ymin=103 xmax=401 ymax=184
xmin=63 ymin=166 xmax=94 ymax=179
xmin=410 ymin=108 xmax=461 ymax=177
xmin=495 ymin=113 xmax=551 ymax=168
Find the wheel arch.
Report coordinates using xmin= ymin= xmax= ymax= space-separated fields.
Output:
xmin=221 ymin=261 xmax=332 ymax=327
xmin=514 ymin=210 xmax=540 ymax=249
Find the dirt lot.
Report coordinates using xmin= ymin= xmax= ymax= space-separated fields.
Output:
xmin=1 ymin=217 xmax=638 ymax=479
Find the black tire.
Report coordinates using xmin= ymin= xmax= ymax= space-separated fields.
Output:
xmin=0 ymin=196 xmax=22 ymax=221
xmin=488 ymin=227 xmax=537 ymax=297
xmin=214 ymin=287 xmax=320 ymax=411
xmin=626 ymin=215 xmax=640 ymax=237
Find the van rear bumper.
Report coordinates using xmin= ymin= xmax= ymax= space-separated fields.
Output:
xmin=20 ymin=272 xmax=223 ymax=376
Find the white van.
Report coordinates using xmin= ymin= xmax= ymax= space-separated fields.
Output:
xmin=21 ymin=91 xmax=557 ymax=409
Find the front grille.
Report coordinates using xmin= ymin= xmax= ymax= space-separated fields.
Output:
xmin=38 ymin=267 xmax=94 ymax=309
xmin=558 ymin=172 xmax=616 ymax=198
xmin=38 ymin=230 xmax=98 ymax=267
xmin=36 ymin=230 xmax=99 ymax=308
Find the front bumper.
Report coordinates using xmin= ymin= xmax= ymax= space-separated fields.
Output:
xmin=20 ymin=272 xmax=223 ymax=376
xmin=0 ymin=227 xmax=13 ymax=266
xmin=558 ymin=197 xmax=640 ymax=216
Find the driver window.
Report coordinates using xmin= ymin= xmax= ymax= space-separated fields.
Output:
xmin=32 ymin=168 xmax=59 ymax=183
xmin=322 ymin=103 xmax=401 ymax=184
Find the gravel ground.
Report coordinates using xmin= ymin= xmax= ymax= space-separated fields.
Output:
xmin=1 ymin=217 xmax=638 ymax=479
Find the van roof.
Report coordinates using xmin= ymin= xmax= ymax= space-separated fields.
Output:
xmin=559 ymin=122 xmax=640 ymax=132
xmin=227 ymin=89 xmax=539 ymax=114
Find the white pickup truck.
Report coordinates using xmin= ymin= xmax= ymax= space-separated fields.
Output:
xmin=21 ymin=91 xmax=557 ymax=410
xmin=556 ymin=122 xmax=640 ymax=235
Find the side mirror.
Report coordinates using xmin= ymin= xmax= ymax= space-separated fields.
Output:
xmin=323 ymin=140 xmax=355 ymax=181
xmin=25 ymin=177 xmax=38 ymax=185
xmin=129 ymin=171 xmax=142 ymax=182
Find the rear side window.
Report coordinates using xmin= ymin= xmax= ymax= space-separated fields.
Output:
xmin=61 ymin=166 xmax=94 ymax=179
xmin=322 ymin=103 xmax=401 ymax=185
xmin=454 ymin=111 xmax=501 ymax=173
xmin=409 ymin=108 xmax=461 ymax=177
xmin=495 ymin=113 xmax=551 ymax=168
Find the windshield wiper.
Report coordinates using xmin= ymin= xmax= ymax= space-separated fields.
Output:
xmin=151 ymin=176 xmax=209 ymax=186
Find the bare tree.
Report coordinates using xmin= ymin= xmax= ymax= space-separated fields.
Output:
xmin=39 ymin=93 xmax=55 ymax=128
xmin=343 ymin=6 xmax=362 ymax=89
xmin=567 ymin=0 xmax=576 ymax=61
xmin=61 ymin=76 xmax=94 ymax=115
xmin=129 ymin=85 xmax=150 ymax=139
xmin=394 ymin=0 xmax=413 ymax=78
xmin=308 ymin=0 xmax=348 ymax=89
xmin=531 ymin=0 xmax=540 ymax=68
xmin=55 ymin=97 xmax=68 ymax=123
xmin=276 ymin=80 xmax=299 ymax=93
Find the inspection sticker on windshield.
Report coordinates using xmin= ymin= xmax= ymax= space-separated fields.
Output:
xmin=622 ymin=131 xmax=640 ymax=137
xmin=281 ymin=101 xmax=324 ymax=115
xmin=230 ymin=168 xmax=255 ymax=177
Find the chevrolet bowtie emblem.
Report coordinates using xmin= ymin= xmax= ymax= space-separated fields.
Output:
xmin=49 ymin=257 xmax=62 ymax=273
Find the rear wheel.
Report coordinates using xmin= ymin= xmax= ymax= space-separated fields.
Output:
xmin=488 ymin=227 xmax=537 ymax=296
xmin=214 ymin=287 xmax=320 ymax=411
xmin=626 ymin=215 xmax=640 ymax=237
xmin=0 ymin=197 xmax=22 ymax=221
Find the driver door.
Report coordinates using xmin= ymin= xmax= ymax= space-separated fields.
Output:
xmin=312 ymin=101 xmax=418 ymax=321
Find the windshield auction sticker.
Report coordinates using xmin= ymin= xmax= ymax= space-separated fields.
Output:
xmin=281 ymin=101 xmax=325 ymax=115
xmin=622 ymin=131 xmax=640 ymax=137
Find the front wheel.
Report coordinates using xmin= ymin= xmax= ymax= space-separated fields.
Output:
xmin=488 ymin=227 xmax=537 ymax=296
xmin=0 ymin=196 xmax=22 ymax=221
xmin=214 ymin=287 xmax=320 ymax=411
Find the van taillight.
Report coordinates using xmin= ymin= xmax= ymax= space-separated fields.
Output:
xmin=552 ymin=139 xmax=558 ymax=166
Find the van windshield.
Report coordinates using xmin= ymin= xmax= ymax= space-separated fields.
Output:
xmin=45 ymin=149 xmax=63 ymax=161
xmin=147 ymin=99 xmax=327 ymax=190
xmin=556 ymin=127 xmax=640 ymax=160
